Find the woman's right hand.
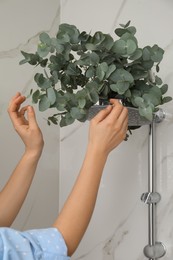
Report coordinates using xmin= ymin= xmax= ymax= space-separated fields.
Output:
xmin=88 ymin=99 xmax=128 ymax=157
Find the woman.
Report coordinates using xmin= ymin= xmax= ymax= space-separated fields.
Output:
xmin=0 ymin=92 xmax=128 ymax=259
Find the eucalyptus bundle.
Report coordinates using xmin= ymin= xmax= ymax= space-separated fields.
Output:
xmin=20 ymin=21 xmax=172 ymax=127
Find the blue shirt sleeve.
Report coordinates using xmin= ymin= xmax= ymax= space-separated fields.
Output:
xmin=0 ymin=227 xmax=70 ymax=259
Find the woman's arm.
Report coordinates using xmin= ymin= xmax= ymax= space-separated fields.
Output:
xmin=53 ymin=99 xmax=128 ymax=256
xmin=0 ymin=93 xmax=44 ymax=227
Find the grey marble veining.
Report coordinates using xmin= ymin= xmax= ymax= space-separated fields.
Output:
xmin=1 ymin=0 xmax=173 ymax=259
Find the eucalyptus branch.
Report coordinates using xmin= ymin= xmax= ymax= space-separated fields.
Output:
xmin=19 ymin=21 xmax=172 ymax=129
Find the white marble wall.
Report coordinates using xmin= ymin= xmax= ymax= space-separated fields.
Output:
xmin=1 ymin=1 xmax=173 ymax=259
xmin=0 ymin=0 xmax=61 ymax=230
xmin=59 ymin=0 xmax=173 ymax=259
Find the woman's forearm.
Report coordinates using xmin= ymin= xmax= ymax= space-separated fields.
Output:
xmin=53 ymin=145 xmax=108 ymax=256
xmin=53 ymin=100 xmax=128 ymax=256
xmin=0 ymin=150 xmax=41 ymax=227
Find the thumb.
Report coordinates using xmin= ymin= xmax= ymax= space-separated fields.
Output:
xmin=92 ymin=105 xmax=112 ymax=123
xmin=27 ymin=106 xmax=38 ymax=127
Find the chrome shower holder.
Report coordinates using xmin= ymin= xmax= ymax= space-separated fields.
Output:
xmin=141 ymin=192 xmax=161 ymax=204
xmin=141 ymin=114 xmax=166 ymax=260
xmin=88 ymin=106 xmax=167 ymax=259
xmin=143 ymin=242 xmax=166 ymax=259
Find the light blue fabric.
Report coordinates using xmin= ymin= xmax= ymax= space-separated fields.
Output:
xmin=0 ymin=227 xmax=70 ymax=259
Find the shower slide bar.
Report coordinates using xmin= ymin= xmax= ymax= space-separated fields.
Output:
xmin=88 ymin=106 xmax=166 ymax=259
xmin=141 ymin=112 xmax=166 ymax=259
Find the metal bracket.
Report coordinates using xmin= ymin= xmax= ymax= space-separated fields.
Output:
xmin=141 ymin=192 xmax=161 ymax=204
xmin=144 ymin=242 xmax=166 ymax=258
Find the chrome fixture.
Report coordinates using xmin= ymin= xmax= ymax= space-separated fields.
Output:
xmin=141 ymin=120 xmax=166 ymax=259
xmin=88 ymin=106 xmax=167 ymax=259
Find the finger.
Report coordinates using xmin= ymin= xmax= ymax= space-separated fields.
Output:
xmin=121 ymin=116 xmax=128 ymax=139
xmin=8 ymin=92 xmax=22 ymax=108
xmin=8 ymin=95 xmax=26 ymax=114
xmin=116 ymin=107 xmax=128 ymax=125
xmin=122 ymin=114 xmax=128 ymax=131
xmin=27 ymin=106 xmax=39 ymax=128
xmin=10 ymin=92 xmax=21 ymax=102
xmin=19 ymin=106 xmax=29 ymax=124
xmin=103 ymin=100 xmax=123 ymax=123
xmin=91 ymin=105 xmax=113 ymax=123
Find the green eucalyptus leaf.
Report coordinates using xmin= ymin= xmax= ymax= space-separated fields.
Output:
xmin=86 ymin=66 xmax=95 ymax=78
xmin=96 ymin=65 xmax=105 ymax=81
xmin=114 ymin=28 xmax=127 ymax=37
xmin=150 ymin=85 xmax=162 ymax=100
xmin=51 ymin=38 xmax=64 ymax=53
xmin=110 ymin=68 xmax=134 ymax=84
xmin=59 ymin=116 xmax=67 ymax=127
xmin=155 ymin=75 xmax=162 ymax=85
xmin=126 ymin=26 xmax=136 ymax=35
xmin=34 ymin=73 xmax=52 ymax=89
xmin=78 ymin=98 xmax=86 ymax=108
xmin=96 ymin=62 xmax=108 ymax=81
xmin=70 ymin=107 xmax=86 ymax=120
xmin=118 ymin=21 xmax=131 ymax=28
xmin=47 ymin=88 xmax=56 ymax=105
xmin=156 ymin=64 xmax=160 ymax=72
xmin=62 ymin=112 xmax=75 ymax=126
xmin=129 ymin=49 xmax=142 ymax=60
xmin=87 ymin=90 xmax=99 ymax=103
xmin=101 ymin=34 xmax=114 ymax=50
xmin=39 ymin=95 xmax=51 ymax=111
xmin=162 ymin=96 xmax=173 ymax=104
xmin=101 ymin=85 xmax=109 ymax=97
xmin=160 ymin=84 xmax=168 ymax=95
xmin=131 ymin=70 xmax=148 ymax=80
xmin=77 ymin=52 xmax=100 ymax=66
xmin=89 ymin=52 xmax=100 ymax=65
xmin=151 ymin=45 xmax=164 ymax=62
xmin=58 ymin=23 xmax=80 ymax=44
xmin=141 ymin=60 xmax=154 ymax=70
xmin=114 ymin=23 xmax=136 ymax=37
xmin=20 ymin=51 xmax=40 ymax=65
xmin=47 ymin=115 xmax=59 ymax=125
xmin=100 ymin=62 xmax=109 ymax=72
xmin=143 ymin=93 xmax=160 ymax=106
xmin=105 ymin=64 xmax=116 ymax=78
xmin=110 ymin=81 xmax=129 ymax=94
xmin=51 ymin=71 xmax=59 ymax=85
xmin=126 ymin=39 xmax=137 ymax=55
xmin=139 ymin=105 xmax=153 ymax=121
xmin=124 ymin=20 xmax=131 ymax=28
xmin=133 ymin=96 xmax=145 ymax=108
xmin=65 ymin=63 xmax=80 ymax=76
xmin=120 ymin=32 xmax=138 ymax=45
xmin=85 ymin=43 xmax=97 ymax=50
xmin=55 ymin=92 xmax=67 ymax=111
xmin=32 ymin=89 xmax=40 ymax=104
xmin=39 ymin=32 xmax=51 ymax=45
xmin=124 ymin=89 xmax=131 ymax=98
xmin=112 ymin=39 xmax=127 ymax=55
xmin=85 ymin=82 xmax=99 ymax=103
xmin=37 ymin=44 xmax=51 ymax=58
xmin=142 ymin=47 xmax=152 ymax=61
xmin=92 ymin=31 xmax=105 ymax=45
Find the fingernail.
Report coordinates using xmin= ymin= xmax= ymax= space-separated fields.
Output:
xmin=106 ymin=105 xmax=112 ymax=110
xmin=27 ymin=106 xmax=33 ymax=112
